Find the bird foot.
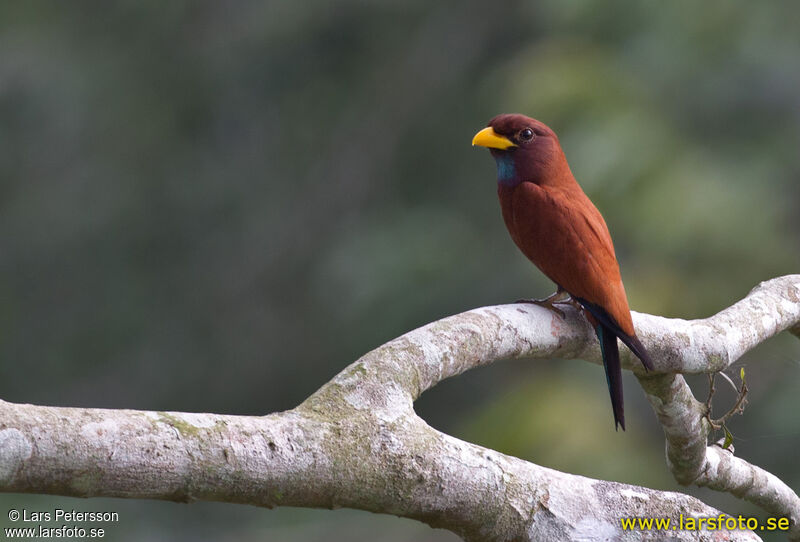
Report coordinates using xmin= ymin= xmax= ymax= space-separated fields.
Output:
xmin=514 ymin=290 xmax=572 ymax=319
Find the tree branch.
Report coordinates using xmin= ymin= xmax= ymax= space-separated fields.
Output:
xmin=2 ymin=275 xmax=798 ymax=541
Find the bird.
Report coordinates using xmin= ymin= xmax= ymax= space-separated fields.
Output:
xmin=472 ymin=113 xmax=653 ymax=430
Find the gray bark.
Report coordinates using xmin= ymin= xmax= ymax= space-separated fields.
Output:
xmin=2 ymin=275 xmax=799 ymax=541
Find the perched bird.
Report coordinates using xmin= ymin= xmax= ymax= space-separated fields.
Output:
xmin=472 ymin=113 xmax=653 ymax=430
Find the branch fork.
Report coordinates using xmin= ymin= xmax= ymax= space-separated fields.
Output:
xmin=2 ymin=275 xmax=799 ymax=541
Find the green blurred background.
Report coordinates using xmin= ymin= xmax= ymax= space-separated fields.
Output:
xmin=1 ymin=1 xmax=799 ymax=540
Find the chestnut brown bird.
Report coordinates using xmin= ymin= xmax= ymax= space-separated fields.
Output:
xmin=473 ymin=113 xmax=652 ymax=430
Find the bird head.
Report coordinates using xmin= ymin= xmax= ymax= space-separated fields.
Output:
xmin=472 ymin=114 xmax=566 ymax=186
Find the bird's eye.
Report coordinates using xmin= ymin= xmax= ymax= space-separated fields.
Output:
xmin=520 ymin=128 xmax=534 ymax=141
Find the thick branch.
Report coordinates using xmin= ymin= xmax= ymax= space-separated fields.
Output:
xmin=0 ymin=400 xmax=756 ymax=542
xmin=2 ymin=275 xmax=799 ymax=541
xmin=629 ymin=276 xmax=800 ymax=539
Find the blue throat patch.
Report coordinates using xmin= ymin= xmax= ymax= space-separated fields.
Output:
xmin=494 ymin=154 xmax=516 ymax=186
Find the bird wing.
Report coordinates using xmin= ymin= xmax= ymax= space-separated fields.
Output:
xmin=501 ymin=181 xmax=635 ymax=337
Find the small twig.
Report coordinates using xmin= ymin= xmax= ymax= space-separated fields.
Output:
xmin=717 ymin=371 xmax=738 ymax=393
xmin=706 ymin=370 xmax=748 ymax=431
xmin=705 ymin=373 xmax=716 ymax=417
xmin=705 ymin=369 xmax=748 ymax=432
xmin=712 ymin=380 xmax=748 ymax=427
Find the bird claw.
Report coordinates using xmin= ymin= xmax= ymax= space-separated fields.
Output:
xmin=514 ymin=297 xmax=567 ymax=319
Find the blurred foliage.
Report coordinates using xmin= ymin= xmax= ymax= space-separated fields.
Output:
xmin=1 ymin=1 xmax=799 ymax=540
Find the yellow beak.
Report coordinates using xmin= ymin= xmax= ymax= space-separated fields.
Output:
xmin=471 ymin=127 xmax=516 ymax=150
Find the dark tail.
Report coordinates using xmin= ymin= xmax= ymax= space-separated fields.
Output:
xmin=596 ymin=324 xmax=625 ymax=431
xmin=578 ymin=297 xmax=655 ymax=431
xmin=576 ymin=297 xmax=654 ymax=372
